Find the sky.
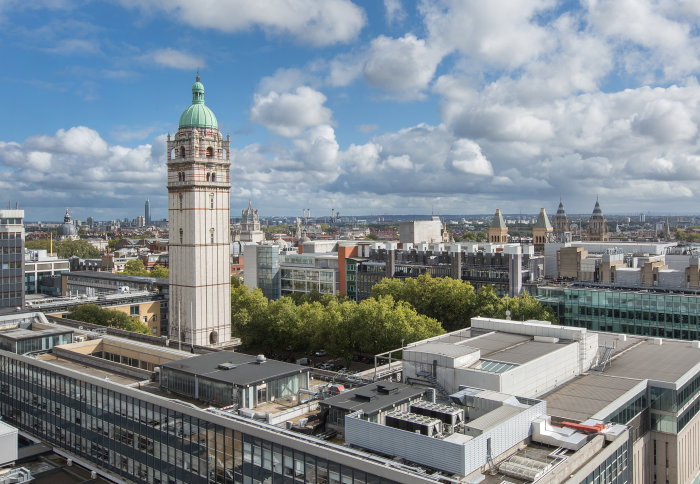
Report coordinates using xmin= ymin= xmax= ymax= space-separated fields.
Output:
xmin=1 ymin=0 xmax=700 ymax=221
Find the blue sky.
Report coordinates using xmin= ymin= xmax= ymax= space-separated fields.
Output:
xmin=2 ymin=0 xmax=700 ymax=221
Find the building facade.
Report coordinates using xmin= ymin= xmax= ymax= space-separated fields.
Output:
xmin=166 ymin=76 xmax=231 ymax=347
xmin=488 ymin=209 xmax=508 ymax=243
xmin=239 ymin=201 xmax=264 ymax=244
xmin=145 ymin=198 xmax=151 ymax=225
xmin=24 ymin=250 xmax=69 ymax=296
xmin=0 ymin=209 xmax=25 ymax=308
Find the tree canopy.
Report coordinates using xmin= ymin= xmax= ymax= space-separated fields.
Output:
xmin=67 ymin=304 xmax=151 ymax=334
xmin=123 ymin=259 xmax=148 ymax=276
xmin=370 ymin=273 xmax=556 ymax=330
xmin=150 ymin=265 xmax=169 ymax=279
xmin=231 ymin=285 xmax=444 ymax=359
xmin=26 ymin=238 xmax=100 ymax=259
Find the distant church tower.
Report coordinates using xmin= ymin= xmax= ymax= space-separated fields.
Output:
xmin=166 ymin=76 xmax=231 ymax=347
xmin=587 ymin=198 xmax=609 ymax=241
xmin=240 ymin=200 xmax=264 ymax=243
xmin=488 ymin=209 xmax=508 ymax=243
xmin=532 ymin=208 xmax=553 ymax=251
xmin=552 ymin=199 xmax=570 ymax=239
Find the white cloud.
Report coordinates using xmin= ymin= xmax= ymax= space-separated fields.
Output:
xmin=364 ymin=34 xmax=443 ymax=99
xmin=448 ymin=139 xmax=493 ymax=176
xmin=150 ymin=48 xmax=204 ymax=70
xmin=384 ymin=0 xmax=406 ymax=25
xmin=25 ymin=127 xmax=109 ymax=157
xmin=250 ymin=87 xmax=333 ymax=137
xmin=118 ymin=0 xmax=365 ymax=47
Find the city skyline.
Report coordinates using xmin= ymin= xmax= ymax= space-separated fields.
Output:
xmin=2 ymin=1 xmax=700 ymax=220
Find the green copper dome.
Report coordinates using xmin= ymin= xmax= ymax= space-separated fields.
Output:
xmin=179 ymin=75 xmax=218 ymax=130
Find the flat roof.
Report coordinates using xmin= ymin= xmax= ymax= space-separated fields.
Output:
xmin=319 ymin=382 xmax=425 ymax=415
xmin=162 ymin=351 xmax=309 ymax=387
xmin=0 ymin=327 xmax=72 ymax=341
xmin=35 ymin=353 xmax=141 ymax=386
xmin=66 ymin=271 xmax=167 ymax=284
xmin=602 ymin=339 xmax=700 ymax=384
xmin=466 ymin=404 xmax=522 ymax=432
xmin=407 ymin=342 xmax=478 ymax=358
xmin=544 ymin=374 xmax=641 ymax=422
xmin=481 ymin=340 xmax=566 ymax=365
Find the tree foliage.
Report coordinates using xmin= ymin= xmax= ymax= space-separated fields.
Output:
xmin=231 ymin=285 xmax=444 ymax=358
xmin=370 ymin=273 xmax=556 ymax=330
xmin=26 ymin=238 xmax=100 ymax=259
xmin=150 ymin=265 xmax=169 ymax=279
xmin=123 ymin=259 xmax=148 ymax=276
xmin=67 ymin=304 xmax=150 ymax=334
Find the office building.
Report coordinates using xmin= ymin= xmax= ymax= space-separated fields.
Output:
xmin=0 ymin=311 xmax=644 ymax=484
xmin=243 ymin=244 xmax=281 ymax=300
xmin=166 ymin=76 xmax=231 ymax=347
xmin=24 ymin=250 xmax=70 ymax=296
xmin=0 ymin=209 xmax=24 ymax=309
xmin=145 ymin=198 xmax=151 ymax=225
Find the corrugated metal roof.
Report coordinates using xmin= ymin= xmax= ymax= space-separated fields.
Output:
xmin=466 ymin=404 xmax=521 ymax=431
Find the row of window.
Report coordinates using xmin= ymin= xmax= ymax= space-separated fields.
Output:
xmin=0 ymin=218 xmax=22 ymax=225
xmin=0 ymin=232 xmax=22 ymax=239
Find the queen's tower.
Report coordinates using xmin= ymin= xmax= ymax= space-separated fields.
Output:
xmin=166 ymin=76 xmax=231 ymax=347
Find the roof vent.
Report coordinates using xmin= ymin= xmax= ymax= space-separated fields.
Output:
xmin=256 ymin=354 xmax=266 ymax=364
xmin=691 ymin=341 xmax=700 ymax=349
xmin=651 ymin=338 xmax=663 ymax=346
xmin=218 ymin=362 xmax=237 ymax=370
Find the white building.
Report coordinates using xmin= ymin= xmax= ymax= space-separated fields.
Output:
xmin=166 ymin=76 xmax=231 ymax=347
xmin=399 ymin=218 xmax=443 ymax=245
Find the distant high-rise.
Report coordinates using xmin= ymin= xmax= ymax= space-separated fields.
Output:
xmin=0 ymin=208 xmax=25 ymax=308
xmin=166 ymin=75 xmax=231 ymax=347
xmin=144 ymin=198 xmax=151 ymax=225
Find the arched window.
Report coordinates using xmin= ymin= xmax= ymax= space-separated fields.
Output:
xmin=210 ymin=193 xmax=215 ymax=210
xmin=206 ymin=173 xmax=210 ymax=182
xmin=210 ymin=228 xmax=215 ymax=244
xmin=212 ymin=173 xmax=216 ymax=182
xmin=209 ymin=331 xmax=218 ymax=345
xmin=179 ymin=194 xmax=183 ymax=211
xmin=206 ymin=147 xmax=213 ymax=158
xmin=180 ymin=147 xmax=185 ymax=158
xmin=179 ymin=228 xmax=183 ymax=244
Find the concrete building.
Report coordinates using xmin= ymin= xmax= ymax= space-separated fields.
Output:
xmin=24 ymin=250 xmax=69 ymax=296
xmin=488 ymin=209 xmax=508 ymax=243
xmin=243 ymin=244 xmax=281 ymax=300
xmin=0 ymin=311 xmax=639 ymax=484
xmin=0 ymin=209 xmax=24 ymax=309
xmin=239 ymin=200 xmax=264 ymax=244
xmin=399 ymin=218 xmax=442 ymax=245
xmin=166 ymin=76 xmax=231 ymax=347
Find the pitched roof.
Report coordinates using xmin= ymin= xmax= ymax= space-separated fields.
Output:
xmin=489 ymin=209 xmax=506 ymax=229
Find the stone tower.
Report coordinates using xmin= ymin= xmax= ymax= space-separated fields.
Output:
xmin=488 ymin=209 xmax=508 ymax=243
xmin=532 ymin=208 xmax=553 ymax=251
xmin=166 ymin=75 xmax=231 ymax=347
xmin=587 ymin=198 xmax=609 ymax=242
xmin=240 ymin=200 xmax=264 ymax=243
xmin=552 ymin=199 xmax=570 ymax=238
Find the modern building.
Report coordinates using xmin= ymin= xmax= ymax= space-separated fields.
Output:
xmin=145 ymin=198 xmax=151 ymax=225
xmin=239 ymin=201 xmax=264 ymax=244
xmin=0 ymin=311 xmax=642 ymax=484
xmin=488 ymin=208 xmax=508 ymax=243
xmin=399 ymin=218 xmax=443 ymax=245
xmin=243 ymin=244 xmax=281 ymax=300
xmin=0 ymin=209 xmax=25 ymax=309
xmin=166 ymin=76 xmax=231 ymax=347
xmin=24 ymin=250 xmax=70 ymax=296
xmin=279 ymin=253 xmax=339 ymax=297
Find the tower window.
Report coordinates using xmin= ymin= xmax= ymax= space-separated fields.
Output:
xmin=210 ymin=228 xmax=215 ymax=244
xmin=206 ymin=147 xmax=213 ymax=158
xmin=212 ymin=173 xmax=216 ymax=182
xmin=179 ymin=194 xmax=183 ymax=211
xmin=180 ymin=147 xmax=185 ymax=158
xmin=179 ymin=228 xmax=183 ymax=244
xmin=206 ymin=173 xmax=210 ymax=182
xmin=210 ymin=194 xmax=215 ymax=210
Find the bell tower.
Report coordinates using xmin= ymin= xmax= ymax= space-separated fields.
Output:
xmin=166 ymin=75 xmax=231 ymax=347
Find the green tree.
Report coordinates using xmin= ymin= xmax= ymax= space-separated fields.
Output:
xmin=56 ymin=239 xmax=100 ymax=259
xmin=365 ymin=233 xmax=379 ymax=241
xmin=150 ymin=265 xmax=169 ymax=278
xmin=26 ymin=239 xmax=52 ymax=251
xmin=67 ymin=304 xmax=150 ymax=334
xmin=123 ymin=259 xmax=148 ymax=276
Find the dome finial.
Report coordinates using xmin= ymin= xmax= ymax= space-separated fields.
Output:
xmin=196 ymin=70 xmax=200 ymax=83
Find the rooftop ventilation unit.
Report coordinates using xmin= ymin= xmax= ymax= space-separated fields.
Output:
xmin=217 ymin=362 xmax=237 ymax=370
xmin=256 ymin=355 xmax=266 ymax=364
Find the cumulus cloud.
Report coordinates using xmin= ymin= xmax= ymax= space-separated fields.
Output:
xmin=364 ymin=34 xmax=443 ymax=99
xmin=250 ymin=87 xmax=333 ymax=137
xmin=117 ymin=0 xmax=365 ymax=46
xmin=0 ymin=127 xmax=165 ymax=214
xmin=384 ymin=0 xmax=406 ymax=25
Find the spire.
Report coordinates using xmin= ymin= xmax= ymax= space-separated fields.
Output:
xmin=192 ymin=74 xmax=204 ymax=105
xmin=534 ymin=208 xmax=552 ymax=229
xmin=64 ymin=208 xmax=71 ymax=223
xmin=490 ymin=209 xmax=506 ymax=229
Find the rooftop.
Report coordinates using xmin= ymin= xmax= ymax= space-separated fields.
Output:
xmin=319 ymin=382 xmax=425 ymax=416
xmin=162 ymin=351 xmax=310 ymax=387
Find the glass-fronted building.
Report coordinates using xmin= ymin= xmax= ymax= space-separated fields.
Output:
xmin=0 ymin=350 xmax=422 ymax=484
xmin=279 ymin=254 xmax=338 ymax=297
xmin=0 ymin=210 xmax=25 ymax=308
xmin=537 ymin=285 xmax=700 ymax=340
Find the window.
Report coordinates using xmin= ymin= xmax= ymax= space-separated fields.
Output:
xmin=180 ymin=147 xmax=185 ymax=158
xmin=179 ymin=228 xmax=183 ymax=244
xmin=179 ymin=194 xmax=183 ymax=211
xmin=210 ymin=228 xmax=215 ymax=244
xmin=206 ymin=147 xmax=213 ymax=157
xmin=130 ymin=305 xmax=139 ymax=316
xmin=210 ymin=194 xmax=215 ymax=210
xmin=212 ymin=173 xmax=216 ymax=182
